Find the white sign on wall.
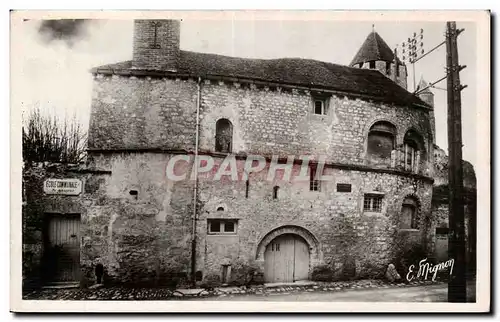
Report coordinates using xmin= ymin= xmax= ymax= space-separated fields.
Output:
xmin=43 ymin=179 xmax=83 ymax=196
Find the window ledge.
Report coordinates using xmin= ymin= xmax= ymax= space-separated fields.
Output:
xmin=398 ymin=229 xmax=420 ymax=232
xmin=363 ymin=211 xmax=385 ymax=217
xmin=207 ymin=233 xmax=238 ymax=237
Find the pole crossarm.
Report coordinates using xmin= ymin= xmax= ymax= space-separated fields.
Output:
xmin=414 ymin=74 xmax=448 ymax=94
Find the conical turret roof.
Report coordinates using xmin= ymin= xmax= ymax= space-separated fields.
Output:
xmin=350 ymin=31 xmax=400 ymax=66
xmin=416 ymin=76 xmax=434 ymax=94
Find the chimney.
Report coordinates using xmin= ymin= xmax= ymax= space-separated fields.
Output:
xmin=132 ymin=19 xmax=180 ymax=71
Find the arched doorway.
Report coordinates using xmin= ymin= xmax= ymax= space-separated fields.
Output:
xmin=264 ymin=234 xmax=310 ymax=283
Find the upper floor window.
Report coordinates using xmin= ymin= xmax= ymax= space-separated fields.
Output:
xmin=313 ymin=98 xmax=328 ymax=115
xmin=400 ymin=197 xmax=419 ymax=229
xmin=385 ymin=62 xmax=391 ymax=75
xmin=215 ymin=118 xmax=233 ymax=153
xmin=367 ymin=121 xmax=396 ymax=160
xmin=403 ymin=130 xmax=425 ymax=172
xmin=363 ymin=194 xmax=383 ymax=212
xmin=369 ymin=61 xmax=376 ymax=69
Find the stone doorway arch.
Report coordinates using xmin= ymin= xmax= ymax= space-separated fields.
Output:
xmin=255 ymin=225 xmax=321 ymax=281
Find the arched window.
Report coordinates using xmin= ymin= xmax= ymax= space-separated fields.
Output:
xmin=401 ymin=196 xmax=419 ymax=229
xmin=403 ymin=130 xmax=425 ymax=172
xmin=367 ymin=121 xmax=396 ymax=163
xmin=215 ymin=119 xmax=233 ymax=153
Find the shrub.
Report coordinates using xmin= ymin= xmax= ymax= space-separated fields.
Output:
xmin=394 ymin=243 xmax=429 ymax=275
xmin=311 ymin=265 xmax=336 ymax=282
xmin=200 ymin=274 xmax=222 ymax=290
xmin=228 ymin=261 xmax=264 ymax=287
xmin=22 ymin=107 xmax=87 ymax=164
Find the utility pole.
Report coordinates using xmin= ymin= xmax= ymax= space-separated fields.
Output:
xmin=446 ymin=21 xmax=467 ymax=303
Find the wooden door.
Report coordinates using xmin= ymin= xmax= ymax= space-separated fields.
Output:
xmin=46 ymin=214 xmax=81 ymax=282
xmin=293 ymin=236 xmax=310 ymax=281
xmin=264 ymin=234 xmax=310 ymax=283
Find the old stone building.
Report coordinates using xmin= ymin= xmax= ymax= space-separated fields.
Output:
xmin=22 ymin=19 xmax=475 ymax=288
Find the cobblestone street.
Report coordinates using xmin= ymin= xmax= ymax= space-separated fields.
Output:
xmin=22 ymin=279 xmax=468 ymax=301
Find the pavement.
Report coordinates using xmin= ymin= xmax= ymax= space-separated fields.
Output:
xmin=191 ymin=282 xmax=476 ymax=302
xmin=22 ymin=278 xmax=476 ymax=302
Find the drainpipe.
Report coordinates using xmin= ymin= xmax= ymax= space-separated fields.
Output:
xmin=191 ymin=77 xmax=202 ymax=286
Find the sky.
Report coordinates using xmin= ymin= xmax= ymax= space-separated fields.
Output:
xmin=14 ymin=18 xmax=478 ymax=167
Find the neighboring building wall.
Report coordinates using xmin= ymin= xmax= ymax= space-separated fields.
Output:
xmin=22 ymin=163 xmax=109 ymax=288
xmin=430 ymin=145 xmax=477 ymax=272
xmin=22 ymin=156 xmax=196 ymax=288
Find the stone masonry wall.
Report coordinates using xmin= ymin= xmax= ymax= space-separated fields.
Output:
xmin=22 ymin=163 xmax=108 ymax=289
xmin=194 ymin=157 xmax=433 ymax=281
xmin=22 ymin=155 xmax=196 ymax=289
xmin=88 ymin=75 xmax=434 ymax=176
xmin=85 ymin=73 xmax=436 ymax=284
xmin=88 ymin=75 xmax=198 ymax=151
xmin=84 ymin=152 xmax=194 ymax=286
xmin=198 ymin=80 xmax=432 ymax=175
xmin=429 ymin=145 xmax=477 ymax=272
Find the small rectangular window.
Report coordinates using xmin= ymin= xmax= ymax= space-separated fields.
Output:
xmin=363 ymin=194 xmax=383 ymax=212
xmin=209 ymin=220 xmax=221 ymax=232
xmin=314 ymin=100 xmax=324 ymax=115
xmin=208 ymin=219 xmax=238 ymax=235
xmin=369 ymin=61 xmax=376 ymax=69
xmin=313 ymin=98 xmax=327 ymax=115
xmin=224 ymin=221 xmax=235 ymax=233
xmin=310 ymin=166 xmax=321 ymax=191
xmin=337 ymin=183 xmax=352 ymax=192
xmin=386 ymin=62 xmax=391 ymax=75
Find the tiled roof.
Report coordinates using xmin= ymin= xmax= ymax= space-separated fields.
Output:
xmin=350 ymin=31 xmax=401 ymax=66
xmin=92 ymin=50 xmax=428 ymax=108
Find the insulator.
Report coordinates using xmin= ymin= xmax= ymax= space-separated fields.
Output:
xmin=413 ymin=32 xmax=416 ymax=37
xmin=420 ymin=28 xmax=424 ymax=33
xmin=402 ymin=56 xmax=405 ymax=61
xmin=408 ymin=37 xmax=410 ymax=42
xmin=402 ymin=42 xmax=405 ymax=47
xmin=402 ymin=49 xmax=405 ymax=53
xmin=420 ymin=34 xmax=423 ymax=39
xmin=421 ymin=49 xmax=425 ymax=54
xmin=420 ymin=42 xmax=424 ymax=47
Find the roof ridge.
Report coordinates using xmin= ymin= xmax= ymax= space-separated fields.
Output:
xmin=180 ymin=49 xmax=382 ymax=74
xmin=372 ymin=31 xmax=382 ymax=60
